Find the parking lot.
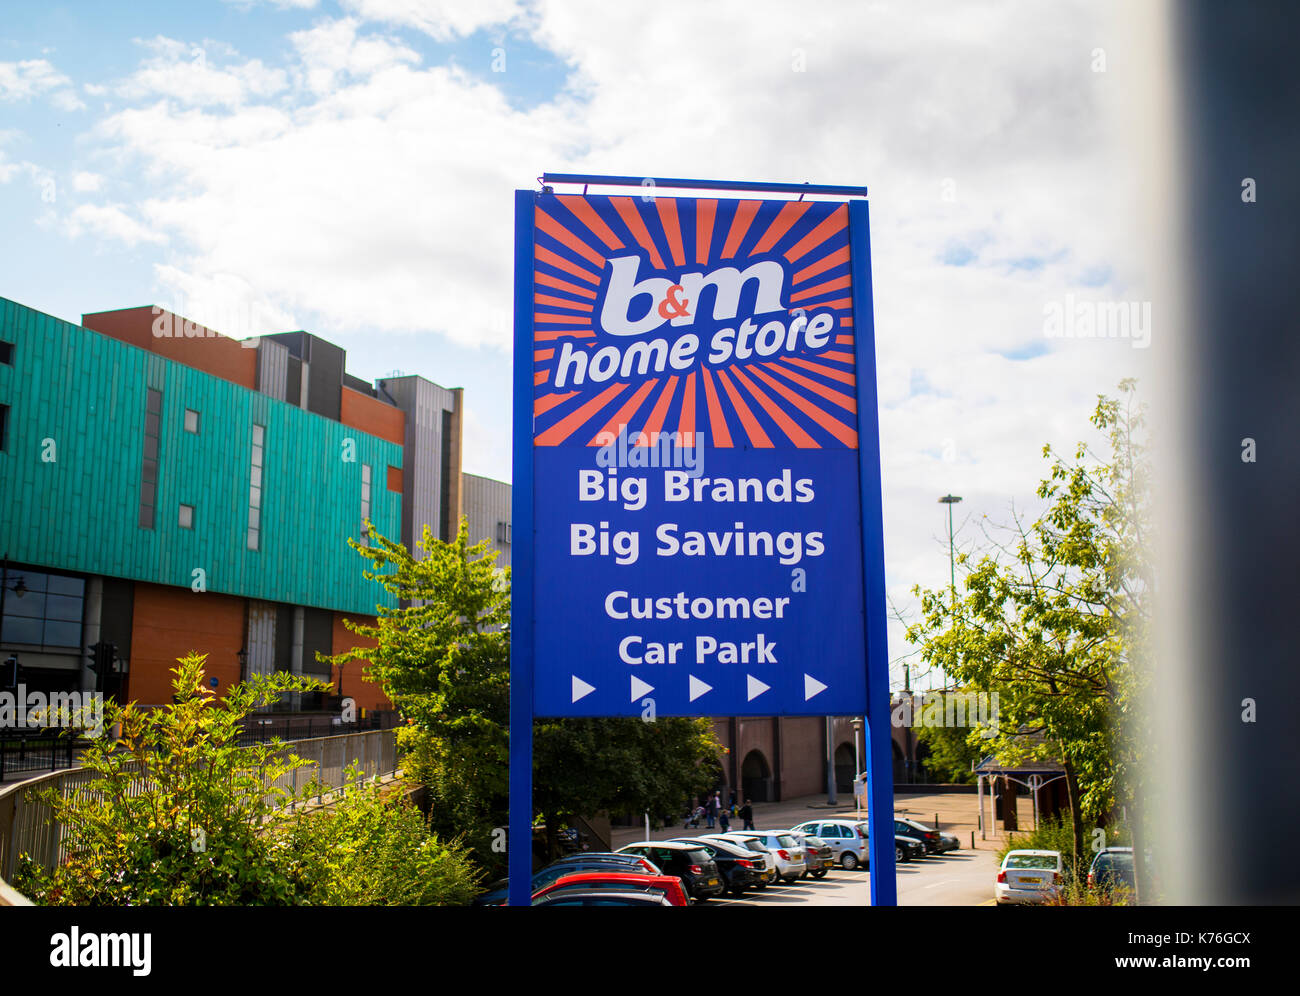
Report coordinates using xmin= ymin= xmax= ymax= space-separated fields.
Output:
xmin=611 ymin=791 xmax=1011 ymax=906
xmin=706 ymin=847 xmax=997 ymax=906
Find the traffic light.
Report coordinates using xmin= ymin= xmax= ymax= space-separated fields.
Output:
xmin=86 ymin=642 xmax=104 ymax=692
xmin=85 ymin=641 xmax=118 ymax=693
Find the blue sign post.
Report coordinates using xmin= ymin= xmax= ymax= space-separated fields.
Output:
xmin=510 ymin=175 xmax=894 ymax=906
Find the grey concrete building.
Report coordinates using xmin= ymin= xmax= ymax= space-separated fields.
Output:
xmin=462 ymin=471 xmax=512 ymax=569
xmin=376 ymin=375 xmax=463 ymax=550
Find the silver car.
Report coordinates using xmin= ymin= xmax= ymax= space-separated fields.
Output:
xmin=715 ymin=830 xmax=807 ymax=883
xmin=791 ymin=819 xmax=870 ymax=870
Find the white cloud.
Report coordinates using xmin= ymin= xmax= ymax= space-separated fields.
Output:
xmin=287 ymin=17 xmax=420 ymax=95
xmin=50 ymin=89 xmax=87 ymax=112
xmin=222 ymin=0 xmax=320 ymax=8
xmin=86 ymin=22 xmax=584 ymax=348
xmin=151 ymin=265 xmax=298 ymax=338
xmin=114 ymin=36 xmax=289 ymax=107
xmin=61 ymin=0 xmax=1153 ymax=675
xmin=0 ymin=58 xmax=83 ymax=109
xmin=65 ymin=203 xmax=168 ymax=246
xmin=71 ymin=171 xmax=104 ymax=192
xmin=340 ymin=0 xmax=524 ymax=41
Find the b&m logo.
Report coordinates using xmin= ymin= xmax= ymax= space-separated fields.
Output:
xmin=533 ymin=195 xmax=860 ymax=450
xmin=598 ymin=254 xmax=794 ymax=337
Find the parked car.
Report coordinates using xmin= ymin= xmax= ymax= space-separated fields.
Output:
xmin=890 ymin=820 xmax=932 ymax=860
xmin=811 ymin=821 xmax=925 ymax=863
xmin=790 ymin=819 xmax=870 ymax=870
xmin=723 ymin=831 xmax=807 ymax=883
xmin=668 ymin=836 xmax=764 ymax=895
xmin=534 ymin=871 xmax=689 ymax=906
xmin=473 ymin=852 xmax=661 ymax=906
xmin=1087 ymin=847 xmax=1137 ymax=895
xmin=534 ymin=889 xmax=675 ymax=906
xmin=696 ymin=833 xmax=776 ymax=888
xmin=894 ymin=833 xmax=927 ymax=862
xmin=784 ymin=830 xmax=834 ymax=878
xmin=995 ymin=849 xmax=1064 ymax=905
xmin=546 ymin=850 xmax=662 ymax=875
xmin=895 ymin=817 xmax=959 ymax=854
xmin=617 ymin=841 xmax=726 ymax=901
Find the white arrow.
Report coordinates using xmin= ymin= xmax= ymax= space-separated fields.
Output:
xmin=571 ymin=675 xmax=596 ymax=703
xmin=688 ymin=675 xmax=713 ymax=702
xmin=630 ymin=675 xmax=655 ymax=702
xmin=804 ymin=673 xmax=828 ymax=700
xmin=746 ymin=674 xmax=771 ymax=701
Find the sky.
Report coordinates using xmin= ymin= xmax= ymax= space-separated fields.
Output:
xmin=0 ymin=0 xmax=1154 ymax=689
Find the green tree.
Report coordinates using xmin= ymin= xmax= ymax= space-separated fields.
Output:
xmin=330 ymin=519 xmax=722 ymax=873
xmin=906 ymin=381 xmax=1151 ymax=880
xmin=326 ymin=519 xmax=511 ymax=862
xmin=533 ymin=715 xmax=718 ymax=856
xmin=908 ymin=690 xmax=985 ymax=783
xmin=18 ymin=654 xmax=325 ymax=905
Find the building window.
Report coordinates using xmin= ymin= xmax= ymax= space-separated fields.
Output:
xmin=360 ymin=463 xmax=371 ymax=546
xmin=0 ymin=340 xmax=12 ymax=364
xmin=184 ymin=408 xmax=199 ymax=433
xmin=496 ymin=521 xmax=512 ymax=545
xmin=248 ymin=424 xmax=264 ymax=551
xmin=139 ymin=388 xmax=162 ymax=529
xmin=0 ymin=570 xmax=85 ymax=650
xmin=179 ymin=504 xmax=194 ymax=529
xmin=0 ymin=403 xmax=9 ymax=453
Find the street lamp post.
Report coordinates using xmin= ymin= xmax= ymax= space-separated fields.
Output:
xmin=934 ymin=496 xmax=963 ymax=708
xmin=937 ymin=496 xmax=963 ymax=611
xmin=825 ymin=716 xmax=837 ymax=806
xmin=851 ymin=717 xmax=863 ymax=816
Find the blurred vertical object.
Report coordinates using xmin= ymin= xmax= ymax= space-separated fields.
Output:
xmin=1142 ymin=0 xmax=1300 ymax=904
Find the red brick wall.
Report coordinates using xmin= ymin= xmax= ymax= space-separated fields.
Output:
xmin=331 ymin=612 xmax=391 ymax=715
xmin=83 ymin=306 xmax=258 ymax=389
xmin=340 ymin=386 xmax=405 ymax=446
xmin=128 ymin=583 xmax=245 ymax=705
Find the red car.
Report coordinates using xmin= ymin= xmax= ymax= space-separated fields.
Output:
xmin=532 ymin=871 xmax=689 ymax=906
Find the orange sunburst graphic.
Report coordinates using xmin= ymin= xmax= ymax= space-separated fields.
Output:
xmin=532 ymin=195 xmax=859 ymax=449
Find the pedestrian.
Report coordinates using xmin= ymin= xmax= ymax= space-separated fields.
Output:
xmin=706 ymin=791 xmax=720 ymax=828
xmin=719 ymin=806 xmax=730 ymax=831
xmin=740 ymin=798 xmax=754 ymax=831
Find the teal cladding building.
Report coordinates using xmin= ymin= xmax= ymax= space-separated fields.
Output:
xmin=0 ymin=298 xmax=401 ymax=613
xmin=0 ymin=297 xmax=465 ymax=710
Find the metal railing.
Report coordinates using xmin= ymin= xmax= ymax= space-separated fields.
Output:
xmin=266 ymin=729 xmax=399 ymax=808
xmin=237 ymin=716 xmax=396 ymax=748
xmin=0 ymin=733 xmax=83 ymax=782
xmin=0 ymin=728 xmax=398 ymax=899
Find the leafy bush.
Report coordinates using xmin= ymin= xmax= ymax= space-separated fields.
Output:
xmin=13 ymin=653 xmax=482 ymax=906
xmin=1000 ymin=814 xmax=1129 ymax=863
xmin=16 ymin=653 xmax=325 ymax=905
xmin=276 ymin=774 xmax=481 ymax=906
xmin=1045 ymin=879 xmax=1134 ymax=906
